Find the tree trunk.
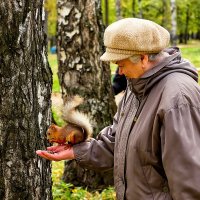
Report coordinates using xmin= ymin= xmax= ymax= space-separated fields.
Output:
xmin=161 ymin=0 xmax=168 ymax=27
xmin=105 ymin=0 xmax=109 ymax=26
xmin=170 ymin=0 xmax=177 ymax=46
xmin=56 ymin=0 xmax=116 ymax=190
xmin=132 ymin=0 xmax=136 ymax=17
xmin=116 ymin=0 xmax=121 ymax=20
xmin=138 ymin=0 xmax=143 ymax=18
xmin=197 ymin=31 xmax=200 ymax=40
xmin=184 ymin=4 xmax=190 ymax=44
xmin=0 ymin=0 xmax=52 ymax=199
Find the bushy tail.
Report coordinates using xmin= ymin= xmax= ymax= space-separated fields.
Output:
xmin=62 ymin=95 xmax=93 ymax=138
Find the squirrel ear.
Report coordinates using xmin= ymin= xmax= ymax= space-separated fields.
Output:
xmin=49 ymin=124 xmax=56 ymax=131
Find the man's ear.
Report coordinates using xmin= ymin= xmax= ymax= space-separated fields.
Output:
xmin=141 ymin=54 xmax=149 ymax=69
xmin=141 ymin=55 xmax=149 ymax=69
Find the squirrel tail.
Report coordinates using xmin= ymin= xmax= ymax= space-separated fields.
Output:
xmin=62 ymin=95 xmax=93 ymax=138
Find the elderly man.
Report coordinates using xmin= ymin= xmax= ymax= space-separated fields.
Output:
xmin=37 ymin=18 xmax=200 ymax=199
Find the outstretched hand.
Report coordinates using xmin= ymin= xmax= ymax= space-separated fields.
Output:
xmin=36 ymin=145 xmax=75 ymax=161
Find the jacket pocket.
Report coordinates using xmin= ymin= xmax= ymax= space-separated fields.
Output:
xmin=142 ymin=165 xmax=172 ymax=200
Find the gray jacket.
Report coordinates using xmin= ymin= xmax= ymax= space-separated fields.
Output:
xmin=74 ymin=47 xmax=200 ymax=200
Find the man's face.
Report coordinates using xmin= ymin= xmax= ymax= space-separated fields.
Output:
xmin=115 ymin=58 xmax=145 ymax=78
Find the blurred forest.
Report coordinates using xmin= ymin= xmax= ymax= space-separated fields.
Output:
xmin=45 ymin=0 xmax=200 ymax=45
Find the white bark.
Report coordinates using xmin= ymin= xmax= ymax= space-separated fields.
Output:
xmin=170 ymin=0 xmax=177 ymax=45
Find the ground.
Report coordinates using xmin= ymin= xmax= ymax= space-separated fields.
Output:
xmin=51 ymin=91 xmax=124 ymax=108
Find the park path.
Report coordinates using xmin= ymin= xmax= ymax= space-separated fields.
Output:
xmin=51 ymin=91 xmax=124 ymax=109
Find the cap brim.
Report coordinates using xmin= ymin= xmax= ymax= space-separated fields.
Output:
xmin=100 ymin=51 xmax=131 ymax=62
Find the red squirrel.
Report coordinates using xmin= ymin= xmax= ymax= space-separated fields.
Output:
xmin=47 ymin=95 xmax=92 ymax=145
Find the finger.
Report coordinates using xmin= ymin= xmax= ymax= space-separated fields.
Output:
xmin=36 ymin=150 xmax=60 ymax=161
xmin=36 ymin=150 xmax=45 ymax=156
xmin=46 ymin=146 xmax=64 ymax=152
xmin=47 ymin=145 xmax=71 ymax=152
xmin=36 ymin=150 xmax=52 ymax=160
xmin=41 ymin=151 xmax=63 ymax=161
xmin=36 ymin=147 xmax=74 ymax=161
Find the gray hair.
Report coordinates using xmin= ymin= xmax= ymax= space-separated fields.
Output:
xmin=129 ymin=51 xmax=164 ymax=63
xmin=129 ymin=55 xmax=141 ymax=63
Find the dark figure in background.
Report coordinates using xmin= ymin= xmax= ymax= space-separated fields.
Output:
xmin=112 ymin=67 xmax=127 ymax=95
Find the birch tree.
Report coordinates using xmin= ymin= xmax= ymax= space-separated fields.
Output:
xmin=170 ymin=0 xmax=177 ymax=45
xmin=116 ymin=0 xmax=121 ymax=20
xmin=138 ymin=0 xmax=143 ymax=18
xmin=57 ymin=0 xmax=116 ymax=189
xmin=0 ymin=0 xmax=52 ymax=199
xmin=105 ymin=0 xmax=109 ymax=26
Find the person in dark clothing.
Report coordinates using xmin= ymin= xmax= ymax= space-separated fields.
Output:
xmin=112 ymin=67 xmax=127 ymax=95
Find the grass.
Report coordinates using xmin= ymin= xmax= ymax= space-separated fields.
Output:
xmin=181 ymin=47 xmax=200 ymax=67
xmin=48 ymin=54 xmax=60 ymax=93
xmin=52 ymin=161 xmax=116 ymax=200
xmin=178 ymin=40 xmax=200 ymax=67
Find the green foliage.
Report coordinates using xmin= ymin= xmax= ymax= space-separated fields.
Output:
xmin=101 ymin=0 xmax=200 ymax=43
xmin=45 ymin=0 xmax=57 ymax=36
xmin=48 ymin=54 xmax=60 ymax=93
xmin=121 ymin=0 xmax=134 ymax=18
xmin=178 ymin=40 xmax=200 ymax=67
xmin=52 ymin=106 xmax=65 ymax=126
xmin=52 ymin=161 xmax=116 ymax=200
xmin=176 ymin=0 xmax=200 ymax=35
xmin=101 ymin=0 xmax=117 ymax=25
xmin=45 ymin=0 xmax=200 ymax=43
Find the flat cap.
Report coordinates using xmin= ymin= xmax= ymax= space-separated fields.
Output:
xmin=100 ymin=18 xmax=170 ymax=62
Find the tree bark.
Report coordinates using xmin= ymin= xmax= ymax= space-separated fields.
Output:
xmin=184 ymin=4 xmax=190 ymax=44
xmin=161 ymin=0 xmax=168 ymax=27
xmin=138 ymin=0 xmax=143 ymax=18
xmin=116 ymin=0 xmax=121 ymax=20
xmin=0 ymin=0 xmax=52 ymax=199
xmin=56 ymin=0 xmax=116 ymax=190
xmin=132 ymin=0 xmax=136 ymax=17
xmin=105 ymin=0 xmax=109 ymax=26
xmin=170 ymin=0 xmax=177 ymax=45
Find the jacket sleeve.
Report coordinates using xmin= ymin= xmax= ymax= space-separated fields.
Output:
xmin=73 ymin=100 xmax=123 ymax=171
xmin=161 ymin=104 xmax=200 ymax=199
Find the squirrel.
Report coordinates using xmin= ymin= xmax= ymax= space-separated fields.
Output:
xmin=47 ymin=95 xmax=93 ymax=145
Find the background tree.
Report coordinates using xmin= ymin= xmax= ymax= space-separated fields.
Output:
xmin=138 ymin=0 xmax=143 ymax=18
xmin=170 ymin=0 xmax=177 ymax=45
xmin=101 ymin=0 xmax=117 ymax=24
xmin=0 ymin=0 xmax=52 ymax=199
xmin=160 ymin=0 xmax=170 ymax=28
xmin=45 ymin=0 xmax=57 ymax=47
xmin=119 ymin=0 xmax=199 ymax=55
xmin=56 ymin=0 xmax=116 ymax=190
xmin=105 ymin=0 xmax=109 ymax=26
xmin=101 ymin=0 xmax=200 ymax=44
xmin=131 ymin=0 xmax=137 ymax=17
xmin=116 ymin=0 xmax=122 ymax=20
xmin=176 ymin=0 xmax=200 ymax=43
